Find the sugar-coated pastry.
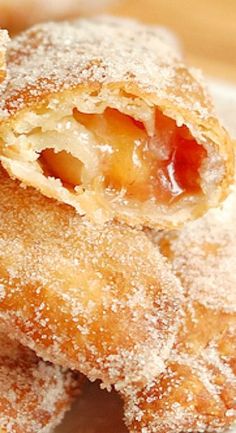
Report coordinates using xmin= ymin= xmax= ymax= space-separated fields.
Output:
xmin=0 ymin=17 xmax=233 ymax=229
xmin=123 ymin=192 xmax=236 ymax=432
xmin=0 ymin=166 xmax=183 ymax=390
xmin=0 ymin=29 xmax=9 ymax=86
xmin=0 ymin=332 xmax=81 ymax=433
xmin=0 ymin=0 xmax=116 ymax=34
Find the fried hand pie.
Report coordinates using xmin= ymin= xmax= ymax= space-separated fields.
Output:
xmin=123 ymin=192 xmax=236 ymax=432
xmin=0 ymin=17 xmax=233 ymax=228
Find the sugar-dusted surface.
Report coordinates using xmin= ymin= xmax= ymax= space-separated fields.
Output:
xmin=156 ymin=188 xmax=236 ymax=312
xmin=0 ymin=30 xmax=9 ymax=87
xmin=0 ymin=332 xmax=80 ymax=433
xmin=136 ymin=83 xmax=236 ymax=431
xmin=0 ymin=17 xmax=233 ymax=230
xmin=0 ymin=165 xmax=183 ymax=390
xmin=133 ymin=188 xmax=236 ymax=432
xmin=1 ymin=16 xmax=208 ymax=117
xmin=55 ymin=80 xmax=236 ymax=433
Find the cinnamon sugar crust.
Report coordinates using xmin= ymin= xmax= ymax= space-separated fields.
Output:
xmin=0 ymin=333 xmax=81 ymax=433
xmin=123 ymin=191 xmax=236 ymax=432
xmin=0 ymin=166 xmax=183 ymax=390
xmin=0 ymin=17 xmax=233 ymax=229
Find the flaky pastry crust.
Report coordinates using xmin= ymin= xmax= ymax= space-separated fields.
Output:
xmin=123 ymin=191 xmax=236 ymax=432
xmin=0 ymin=17 xmax=233 ymax=229
xmin=0 ymin=333 xmax=81 ymax=433
xmin=0 ymin=165 xmax=183 ymax=391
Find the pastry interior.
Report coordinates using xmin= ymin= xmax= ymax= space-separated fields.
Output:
xmin=40 ymin=107 xmax=206 ymax=204
xmin=0 ymin=90 xmax=221 ymax=224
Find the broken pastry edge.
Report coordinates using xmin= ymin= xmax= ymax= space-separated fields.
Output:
xmin=0 ymin=81 xmax=234 ymax=229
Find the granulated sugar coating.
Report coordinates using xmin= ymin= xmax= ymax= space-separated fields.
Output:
xmin=0 ymin=333 xmax=80 ymax=433
xmin=0 ymin=166 xmax=183 ymax=391
xmin=123 ymin=192 xmax=236 ymax=432
xmin=1 ymin=16 xmax=211 ymax=117
xmin=0 ymin=30 xmax=9 ymax=87
xmin=157 ymin=189 xmax=236 ymax=312
xmin=0 ymin=17 xmax=233 ymax=230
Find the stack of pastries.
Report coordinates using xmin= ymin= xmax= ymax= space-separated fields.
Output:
xmin=0 ymin=16 xmax=235 ymax=433
xmin=0 ymin=29 xmax=82 ymax=433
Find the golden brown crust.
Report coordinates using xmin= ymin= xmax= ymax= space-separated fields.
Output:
xmin=0 ymin=17 xmax=210 ymax=117
xmin=0 ymin=165 xmax=183 ymax=390
xmin=0 ymin=332 xmax=81 ymax=433
xmin=0 ymin=17 xmax=234 ymax=229
xmin=123 ymin=191 xmax=236 ymax=432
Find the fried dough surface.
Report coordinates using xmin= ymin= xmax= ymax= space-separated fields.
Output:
xmin=0 ymin=333 xmax=80 ymax=433
xmin=0 ymin=166 xmax=183 ymax=390
xmin=124 ymin=193 xmax=236 ymax=432
xmin=0 ymin=17 xmax=233 ymax=228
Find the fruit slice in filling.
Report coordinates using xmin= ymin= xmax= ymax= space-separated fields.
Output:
xmin=41 ymin=108 xmax=207 ymax=204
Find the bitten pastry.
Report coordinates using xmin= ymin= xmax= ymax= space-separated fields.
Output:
xmin=0 ymin=166 xmax=183 ymax=390
xmin=0 ymin=0 xmax=116 ymax=34
xmin=123 ymin=192 xmax=236 ymax=432
xmin=0 ymin=333 xmax=80 ymax=433
xmin=0 ymin=17 xmax=233 ymax=229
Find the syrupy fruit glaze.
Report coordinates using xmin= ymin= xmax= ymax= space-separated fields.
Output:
xmin=41 ymin=108 xmax=206 ymax=204
xmin=74 ymin=108 xmax=206 ymax=203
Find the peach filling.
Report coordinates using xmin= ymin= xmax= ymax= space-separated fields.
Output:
xmin=41 ymin=108 xmax=206 ymax=204
xmin=42 ymin=149 xmax=83 ymax=187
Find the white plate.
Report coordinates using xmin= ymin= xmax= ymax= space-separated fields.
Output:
xmin=56 ymin=79 xmax=236 ymax=433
